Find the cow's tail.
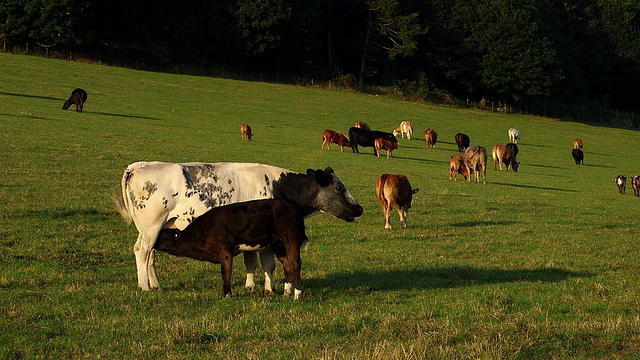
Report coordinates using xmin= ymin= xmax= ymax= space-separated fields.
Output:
xmin=113 ymin=165 xmax=139 ymax=224
xmin=376 ymin=175 xmax=388 ymax=205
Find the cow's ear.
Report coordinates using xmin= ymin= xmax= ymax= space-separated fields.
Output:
xmin=324 ymin=167 xmax=335 ymax=175
xmin=315 ymin=168 xmax=333 ymax=187
xmin=412 ymin=188 xmax=420 ymax=195
xmin=306 ymin=169 xmax=316 ymax=176
xmin=163 ymin=217 xmax=178 ymax=229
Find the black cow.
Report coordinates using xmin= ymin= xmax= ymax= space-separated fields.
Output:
xmin=348 ymin=127 xmax=398 ymax=155
xmin=455 ymin=133 xmax=470 ymax=152
xmin=156 ymin=199 xmax=307 ymax=299
xmin=572 ymin=149 xmax=584 ymax=165
xmin=62 ymin=88 xmax=88 ymax=113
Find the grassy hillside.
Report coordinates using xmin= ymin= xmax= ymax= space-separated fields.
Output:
xmin=1 ymin=53 xmax=639 ymax=359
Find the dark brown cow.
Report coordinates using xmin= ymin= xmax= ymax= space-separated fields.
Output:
xmin=321 ymin=129 xmax=351 ymax=152
xmin=424 ymin=128 xmax=437 ymax=148
xmin=572 ymin=149 xmax=584 ymax=165
xmin=632 ymin=176 xmax=640 ymax=197
xmin=615 ymin=175 xmax=627 ymax=194
xmin=455 ymin=133 xmax=470 ymax=152
xmin=449 ymin=155 xmax=468 ymax=181
xmin=374 ymin=138 xmax=399 ymax=159
xmin=376 ymin=174 xmax=419 ymax=230
xmin=463 ymin=146 xmax=487 ymax=183
xmin=240 ymin=124 xmax=253 ymax=141
xmin=156 ymin=199 xmax=307 ymax=299
xmin=62 ymin=88 xmax=87 ymax=113
xmin=573 ymin=138 xmax=583 ymax=149
xmin=354 ymin=121 xmax=370 ymax=131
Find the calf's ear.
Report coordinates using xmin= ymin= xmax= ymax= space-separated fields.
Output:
xmin=412 ymin=188 xmax=420 ymax=195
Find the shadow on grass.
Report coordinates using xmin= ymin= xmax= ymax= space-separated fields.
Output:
xmin=87 ymin=111 xmax=161 ymax=121
xmin=451 ymin=220 xmax=516 ymax=227
xmin=306 ymin=266 xmax=591 ymax=292
xmin=0 ymin=112 xmax=52 ymax=121
xmin=491 ymin=181 xmax=577 ymax=192
xmin=0 ymin=91 xmax=65 ymax=101
xmin=526 ymin=163 xmax=565 ymax=170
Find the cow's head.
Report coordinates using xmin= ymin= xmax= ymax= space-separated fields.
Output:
xmin=307 ymin=167 xmax=363 ymax=222
xmin=62 ymin=101 xmax=72 ymax=110
xmin=155 ymin=228 xmax=182 ymax=251
xmin=512 ymin=161 xmax=520 ymax=172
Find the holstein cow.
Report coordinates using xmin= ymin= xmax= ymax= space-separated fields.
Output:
xmin=374 ymin=138 xmax=399 ymax=159
xmin=62 ymin=88 xmax=87 ymax=113
xmin=240 ymin=124 xmax=253 ymax=141
xmin=508 ymin=128 xmax=520 ymax=144
xmin=348 ymin=127 xmax=398 ymax=156
xmin=463 ymin=146 xmax=488 ymax=183
xmin=449 ymin=155 xmax=468 ymax=181
xmin=376 ymin=174 xmax=419 ymax=230
xmin=615 ymin=175 xmax=627 ymax=194
xmin=393 ymin=121 xmax=414 ymax=140
xmin=572 ymin=149 xmax=584 ymax=165
xmin=115 ymin=161 xmax=363 ymax=292
xmin=455 ymin=133 xmax=470 ymax=152
xmin=424 ymin=128 xmax=437 ymax=148
xmin=492 ymin=143 xmax=519 ymax=172
xmin=632 ymin=176 xmax=640 ymax=197
xmin=321 ymin=129 xmax=351 ymax=152
xmin=354 ymin=121 xmax=370 ymax=131
xmin=156 ymin=199 xmax=307 ymax=299
xmin=573 ymin=138 xmax=583 ymax=149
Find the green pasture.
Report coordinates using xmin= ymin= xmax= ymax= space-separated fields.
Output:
xmin=1 ymin=53 xmax=639 ymax=359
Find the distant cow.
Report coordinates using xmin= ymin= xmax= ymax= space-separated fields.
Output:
xmin=62 ymin=88 xmax=87 ymax=113
xmin=374 ymin=138 xmax=399 ymax=159
xmin=240 ymin=124 xmax=253 ymax=141
xmin=572 ymin=149 xmax=584 ymax=165
xmin=424 ymin=128 xmax=437 ymax=148
xmin=503 ymin=143 xmax=520 ymax=172
xmin=354 ymin=121 xmax=370 ymax=131
xmin=508 ymin=128 xmax=520 ymax=144
xmin=393 ymin=121 xmax=414 ymax=140
xmin=348 ymin=127 xmax=398 ymax=155
xmin=156 ymin=199 xmax=307 ymax=299
xmin=376 ymin=174 xmax=419 ymax=230
xmin=449 ymin=155 xmax=468 ymax=181
xmin=455 ymin=133 xmax=470 ymax=152
xmin=463 ymin=146 xmax=488 ymax=183
xmin=321 ymin=129 xmax=351 ymax=152
xmin=573 ymin=138 xmax=583 ymax=149
xmin=632 ymin=176 xmax=640 ymax=197
xmin=615 ymin=175 xmax=627 ymax=194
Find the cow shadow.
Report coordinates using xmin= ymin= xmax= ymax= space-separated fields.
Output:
xmin=0 ymin=91 xmax=65 ymax=101
xmin=305 ymin=266 xmax=591 ymax=292
xmin=0 ymin=112 xmax=53 ymax=121
xmin=527 ymin=163 xmax=565 ymax=170
xmin=491 ymin=181 xmax=577 ymax=192
xmin=88 ymin=111 xmax=161 ymax=121
xmin=451 ymin=220 xmax=516 ymax=228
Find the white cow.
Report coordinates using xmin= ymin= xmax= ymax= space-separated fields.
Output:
xmin=393 ymin=121 xmax=414 ymax=140
xmin=115 ymin=161 xmax=363 ymax=292
xmin=508 ymin=128 xmax=520 ymax=144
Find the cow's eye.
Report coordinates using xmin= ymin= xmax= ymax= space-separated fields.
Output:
xmin=336 ymin=185 xmax=344 ymax=192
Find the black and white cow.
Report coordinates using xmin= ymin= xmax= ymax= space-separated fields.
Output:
xmin=348 ymin=127 xmax=398 ymax=155
xmin=115 ymin=161 xmax=363 ymax=291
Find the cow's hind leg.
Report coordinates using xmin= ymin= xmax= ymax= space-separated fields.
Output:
xmin=134 ymin=232 xmax=159 ymax=291
xmin=273 ymin=242 xmax=302 ymax=300
xmin=259 ymin=248 xmax=277 ymax=294
xmin=243 ymin=252 xmax=258 ymax=291
xmin=397 ymin=207 xmax=408 ymax=228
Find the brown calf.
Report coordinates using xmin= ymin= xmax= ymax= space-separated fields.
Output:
xmin=374 ymin=138 xmax=398 ymax=159
xmin=615 ymin=175 xmax=627 ymax=194
xmin=449 ymin=155 xmax=469 ymax=181
xmin=62 ymin=88 xmax=87 ymax=113
xmin=376 ymin=174 xmax=419 ymax=230
xmin=573 ymin=138 xmax=583 ymax=149
xmin=424 ymin=128 xmax=438 ymax=148
xmin=321 ymin=129 xmax=351 ymax=152
xmin=240 ymin=123 xmax=253 ymax=141
xmin=632 ymin=176 xmax=640 ymax=197
xmin=463 ymin=146 xmax=488 ymax=183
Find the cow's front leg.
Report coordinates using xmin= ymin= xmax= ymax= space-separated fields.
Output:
xmin=221 ymin=252 xmax=234 ymax=298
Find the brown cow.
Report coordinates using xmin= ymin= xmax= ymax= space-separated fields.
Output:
xmin=354 ymin=121 xmax=370 ymax=131
xmin=491 ymin=143 xmax=519 ymax=172
xmin=615 ymin=175 xmax=627 ymax=194
xmin=240 ymin=124 xmax=253 ymax=141
xmin=463 ymin=146 xmax=488 ymax=183
xmin=573 ymin=138 xmax=583 ymax=149
xmin=376 ymin=174 xmax=419 ymax=230
xmin=632 ymin=176 xmax=640 ymax=197
xmin=374 ymin=138 xmax=399 ymax=159
xmin=424 ymin=128 xmax=437 ymax=148
xmin=321 ymin=129 xmax=351 ymax=152
xmin=62 ymin=88 xmax=87 ymax=113
xmin=455 ymin=133 xmax=470 ymax=152
xmin=449 ymin=155 xmax=469 ymax=181
xmin=393 ymin=121 xmax=414 ymax=140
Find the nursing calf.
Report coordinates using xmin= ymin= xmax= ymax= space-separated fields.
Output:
xmin=376 ymin=174 xmax=418 ymax=229
xmin=449 ymin=155 xmax=468 ymax=181
xmin=156 ymin=199 xmax=307 ymax=299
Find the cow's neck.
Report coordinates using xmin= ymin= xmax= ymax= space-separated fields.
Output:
xmin=272 ymin=173 xmax=319 ymax=216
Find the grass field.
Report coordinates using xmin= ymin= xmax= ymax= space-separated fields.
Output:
xmin=1 ymin=52 xmax=640 ymax=359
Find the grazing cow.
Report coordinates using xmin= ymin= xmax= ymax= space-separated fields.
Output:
xmin=156 ymin=199 xmax=307 ymax=299
xmin=354 ymin=121 xmax=370 ymax=131
xmin=424 ymin=128 xmax=437 ymax=148
xmin=374 ymin=138 xmax=399 ymax=159
xmin=632 ymin=176 xmax=640 ymax=197
xmin=572 ymin=149 xmax=584 ymax=165
xmin=376 ymin=174 xmax=419 ymax=230
xmin=463 ymin=146 xmax=488 ymax=183
xmin=348 ymin=127 xmax=398 ymax=155
xmin=240 ymin=124 xmax=253 ymax=141
xmin=62 ymin=88 xmax=87 ymax=113
xmin=615 ymin=175 xmax=627 ymax=194
xmin=492 ymin=144 xmax=506 ymax=170
xmin=508 ymin=128 xmax=520 ymax=144
xmin=115 ymin=161 xmax=363 ymax=291
xmin=393 ymin=121 xmax=414 ymax=140
xmin=455 ymin=133 xmax=470 ymax=152
xmin=449 ymin=155 xmax=469 ymax=181
xmin=503 ymin=143 xmax=520 ymax=172
xmin=573 ymin=138 xmax=583 ymax=149
xmin=321 ymin=129 xmax=351 ymax=152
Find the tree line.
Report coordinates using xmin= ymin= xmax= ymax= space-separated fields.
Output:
xmin=2 ymin=0 xmax=640 ymax=116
